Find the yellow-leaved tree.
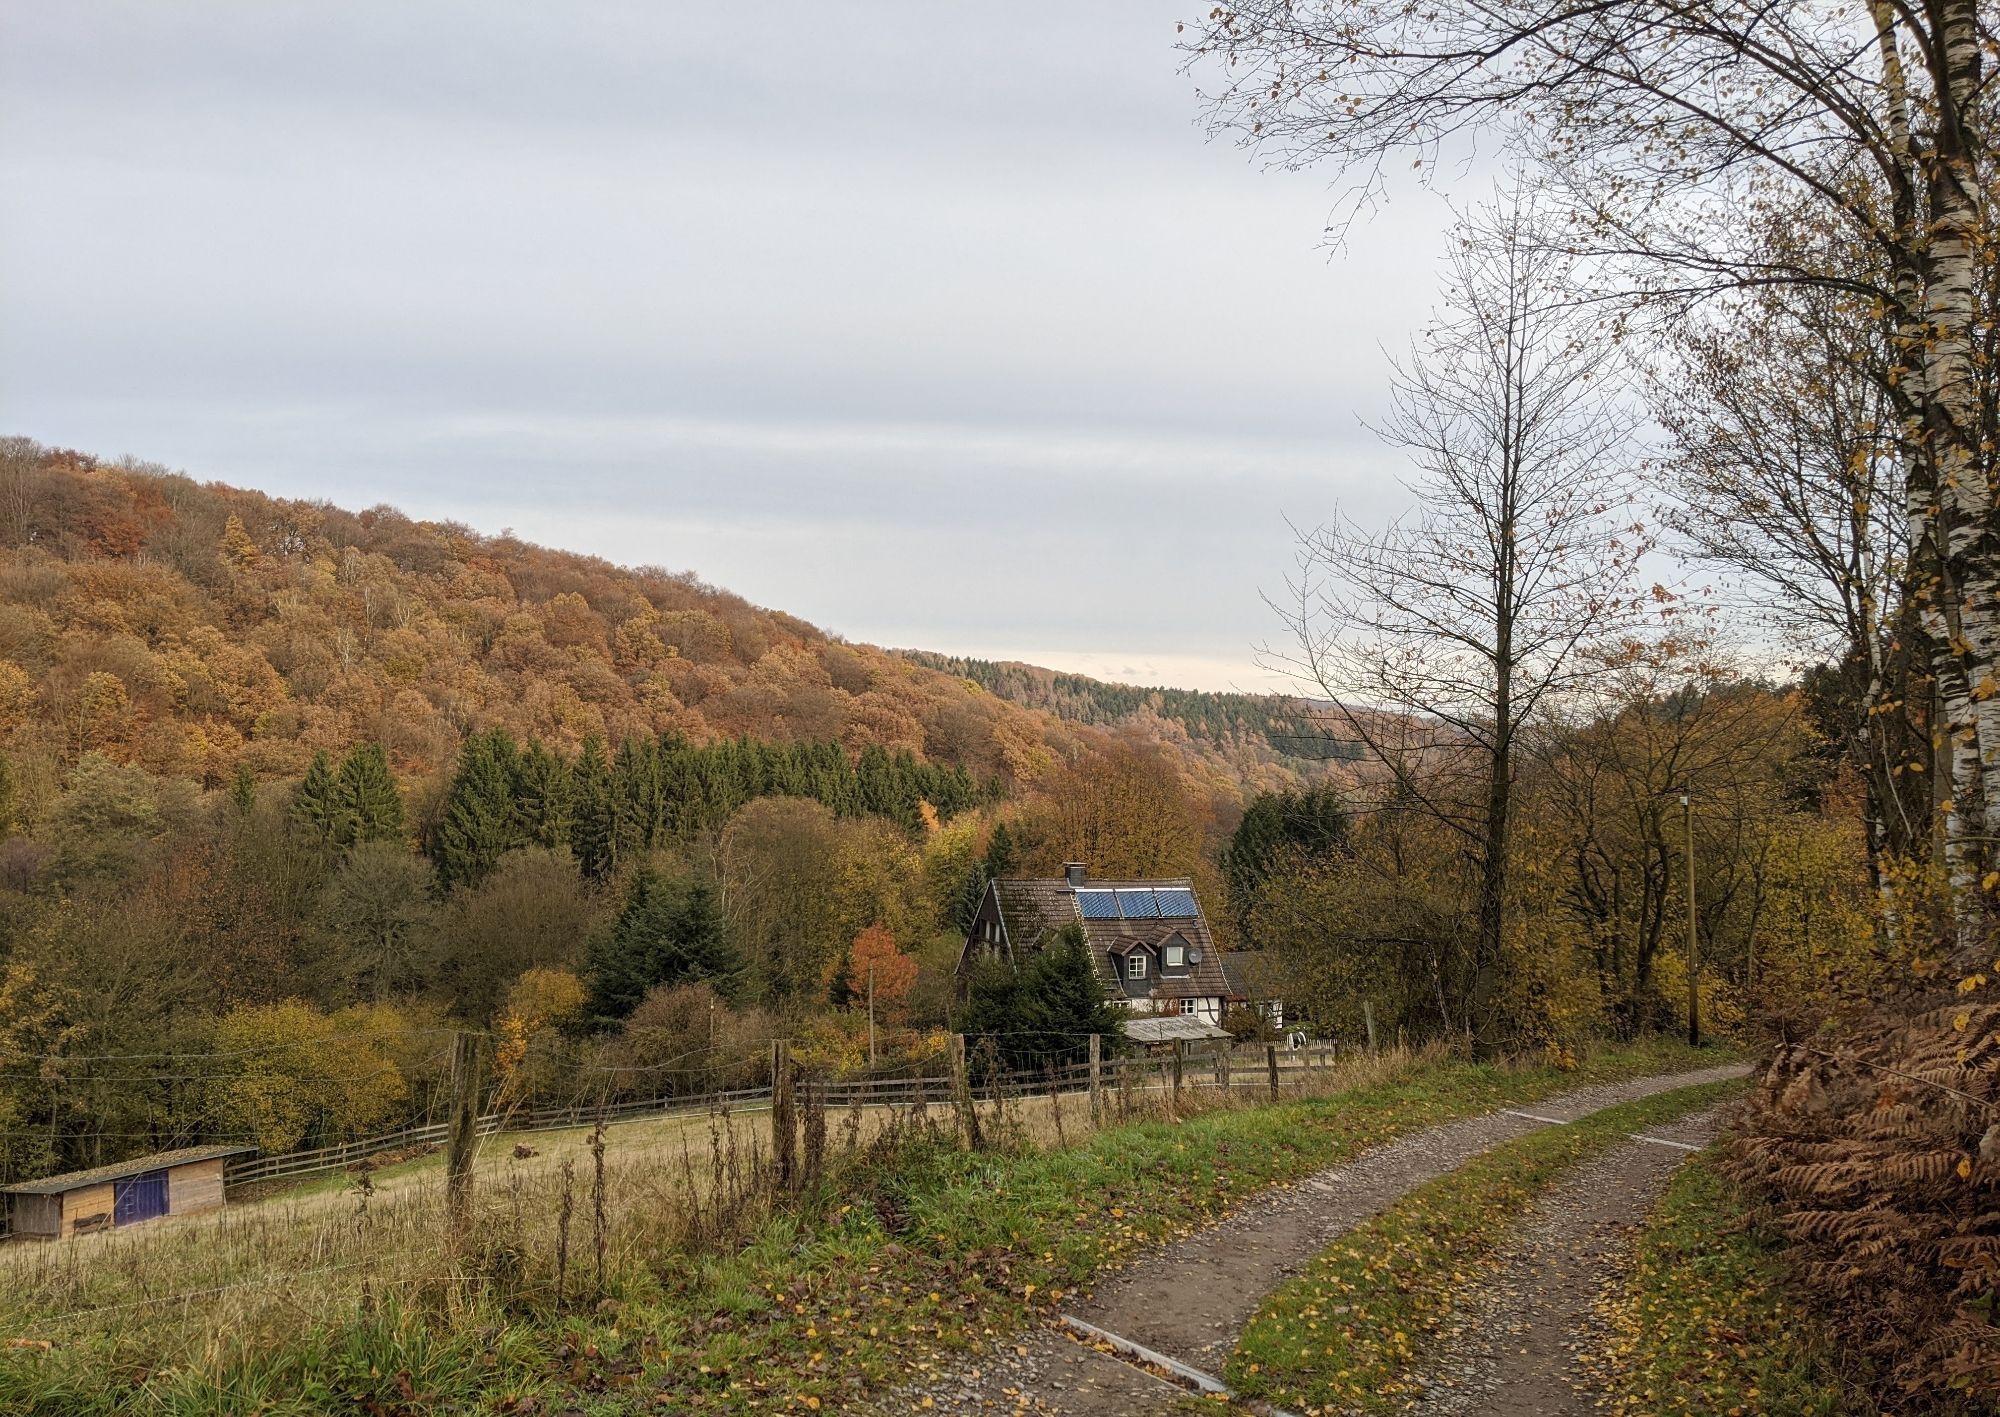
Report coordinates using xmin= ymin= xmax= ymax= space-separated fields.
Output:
xmin=204 ymin=1000 xmax=409 ymax=1154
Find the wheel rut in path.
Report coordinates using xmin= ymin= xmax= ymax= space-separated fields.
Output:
xmin=878 ymin=1063 xmax=1746 ymax=1416
xmin=1397 ymin=1106 xmax=1726 ymax=1416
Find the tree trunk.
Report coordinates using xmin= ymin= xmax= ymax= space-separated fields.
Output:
xmin=1888 ymin=0 xmax=1996 ymax=964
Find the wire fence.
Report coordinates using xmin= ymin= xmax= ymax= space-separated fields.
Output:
xmin=221 ymin=1041 xmax=1345 ymax=1189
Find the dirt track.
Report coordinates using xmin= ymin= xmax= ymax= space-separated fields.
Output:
xmin=878 ymin=1063 xmax=1746 ymax=1415
xmin=1396 ymin=1107 xmax=1725 ymax=1415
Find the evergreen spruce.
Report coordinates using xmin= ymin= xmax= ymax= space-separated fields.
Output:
xmin=949 ymin=864 xmax=989 ymax=936
xmin=827 ymin=947 xmax=855 ymax=1010
xmin=430 ymin=729 xmax=525 ymax=891
xmin=514 ymin=741 xmax=574 ymax=850
xmin=984 ymin=820 xmax=1019 ymax=879
xmin=335 ymin=744 xmax=405 ymax=846
xmin=228 ymin=763 xmax=257 ymax=816
xmin=569 ymin=735 xmax=617 ymax=880
xmin=584 ymin=868 xmax=741 ymax=1021
xmin=290 ymin=750 xmax=341 ymax=841
xmin=958 ymin=922 xmax=1123 ymax=1070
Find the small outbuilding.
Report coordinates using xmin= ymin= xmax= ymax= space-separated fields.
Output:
xmin=2 ymin=1145 xmax=256 ymax=1241
xmin=1122 ymin=1014 xmax=1233 ymax=1051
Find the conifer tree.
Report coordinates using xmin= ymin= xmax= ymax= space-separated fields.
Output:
xmin=514 ymin=741 xmax=573 ymax=850
xmin=826 ymin=946 xmax=855 ymax=1010
xmin=950 ymin=864 xmax=988 ymax=936
xmin=228 ymin=763 xmax=257 ymax=817
xmin=569 ymin=734 xmax=617 ymax=880
xmin=959 ymin=922 xmax=1122 ymax=1070
xmin=430 ymin=729 xmax=525 ymax=891
xmin=335 ymin=744 xmax=405 ymax=846
xmin=291 ymin=750 xmax=341 ymax=841
xmin=584 ymin=868 xmax=741 ymax=1021
xmin=984 ymin=820 xmax=1019 ymax=879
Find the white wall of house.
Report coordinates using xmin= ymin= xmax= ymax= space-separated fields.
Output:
xmin=1113 ymin=994 xmax=1225 ymax=1020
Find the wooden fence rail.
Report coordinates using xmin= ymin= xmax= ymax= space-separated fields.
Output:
xmin=221 ymin=1043 xmax=1342 ymax=1190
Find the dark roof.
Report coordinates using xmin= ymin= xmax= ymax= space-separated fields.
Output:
xmin=1 ymin=1145 xmax=257 ymax=1196
xmin=991 ymin=878 xmax=1077 ymax=952
xmin=1219 ymin=951 xmax=1282 ymax=1002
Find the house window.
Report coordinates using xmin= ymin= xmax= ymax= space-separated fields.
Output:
xmin=1164 ymin=943 xmax=1185 ymax=970
xmin=1126 ymin=953 xmax=1147 ymax=979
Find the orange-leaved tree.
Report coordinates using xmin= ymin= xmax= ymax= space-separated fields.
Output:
xmin=844 ymin=924 xmax=917 ymax=1023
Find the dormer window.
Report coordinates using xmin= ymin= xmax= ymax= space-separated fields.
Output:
xmin=1127 ymin=953 xmax=1148 ymax=979
xmin=1164 ymin=943 xmax=1185 ymax=970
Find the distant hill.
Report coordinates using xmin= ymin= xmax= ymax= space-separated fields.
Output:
xmin=0 ymin=440 xmax=1327 ymax=813
xmin=899 ymin=652 xmax=1360 ymax=773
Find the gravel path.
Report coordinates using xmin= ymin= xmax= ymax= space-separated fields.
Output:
xmin=870 ymin=1063 xmax=1746 ymax=1415
xmin=1396 ymin=1106 xmax=1727 ymax=1416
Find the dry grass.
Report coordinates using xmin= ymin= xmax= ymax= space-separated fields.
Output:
xmin=0 ymin=1045 xmax=1422 ymax=1378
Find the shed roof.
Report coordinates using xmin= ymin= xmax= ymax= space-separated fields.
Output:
xmin=1 ymin=1145 xmax=257 ymax=1196
xmin=1124 ymin=1015 xmax=1233 ymax=1045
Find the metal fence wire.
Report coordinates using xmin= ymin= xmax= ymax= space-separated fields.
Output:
xmin=223 ymin=1043 xmax=1343 ymax=1189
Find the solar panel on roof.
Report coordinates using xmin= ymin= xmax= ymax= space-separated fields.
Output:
xmin=1077 ymin=889 xmax=1121 ymax=919
xmin=1153 ymin=888 xmax=1198 ymax=917
xmin=1115 ymin=889 xmax=1160 ymax=918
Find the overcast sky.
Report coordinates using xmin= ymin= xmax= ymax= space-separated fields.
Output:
xmin=0 ymin=2 xmax=1466 ymax=693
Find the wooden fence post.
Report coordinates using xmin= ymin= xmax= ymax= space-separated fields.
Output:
xmin=445 ymin=1030 xmax=482 ymax=1232
xmin=1266 ymin=1044 xmax=1280 ymax=1101
xmin=949 ymin=1034 xmax=979 ymax=1150
xmin=1087 ymin=1034 xmax=1102 ymax=1128
xmin=1171 ymin=1040 xmax=1184 ymax=1110
xmin=771 ymin=1040 xmax=796 ymax=1190
xmin=1216 ymin=1042 xmax=1231 ymax=1095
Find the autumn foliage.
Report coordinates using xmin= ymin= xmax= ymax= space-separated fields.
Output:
xmin=843 ymin=924 xmax=917 ymax=1021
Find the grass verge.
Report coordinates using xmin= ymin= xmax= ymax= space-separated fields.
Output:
xmin=0 ymin=1038 xmax=1730 ymax=1416
xmin=1598 ymin=1157 xmax=1870 ymax=1416
xmin=1226 ymin=1077 xmax=1743 ymax=1414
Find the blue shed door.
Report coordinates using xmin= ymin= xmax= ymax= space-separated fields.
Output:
xmin=113 ymin=1169 xmax=169 ymax=1226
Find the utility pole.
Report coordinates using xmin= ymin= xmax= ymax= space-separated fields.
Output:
xmin=1682 ymin=790 xmax=1700 ymax=1047
xmin=866 ymin=963 xmax=877 ymax=1066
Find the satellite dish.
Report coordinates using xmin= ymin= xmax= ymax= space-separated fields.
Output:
xmin=1187 ymin=948 xmax=1204 ymax=964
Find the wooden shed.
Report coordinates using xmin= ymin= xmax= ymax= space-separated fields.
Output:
xmin=2 ymin=1145 xmax=256 ymax=1241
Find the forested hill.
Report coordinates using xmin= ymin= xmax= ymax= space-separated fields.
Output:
xmin=899 ymin=652 xmax=1359 ymax=771
xmin=0 ymin=441 xmax=1309 ymax=811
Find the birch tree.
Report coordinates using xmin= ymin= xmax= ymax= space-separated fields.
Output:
xmin=1269 ymin=199 xmax=1642 ymax=1046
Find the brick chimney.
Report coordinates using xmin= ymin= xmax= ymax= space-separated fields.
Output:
xmin=1063 ymin=862 xmax=1087 ymax=887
